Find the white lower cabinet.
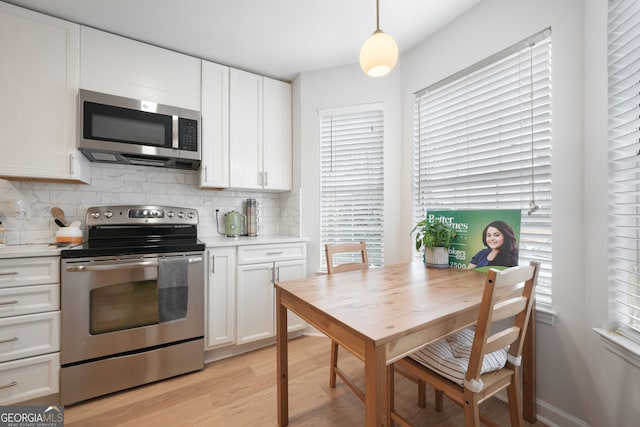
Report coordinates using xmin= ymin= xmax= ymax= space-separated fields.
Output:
xmin=0 ymin=255 xmax=60 ymax=405
xmin=205 ymin=241 xmax=307 ymax=354
xmin=205 ymin=247 xmax=236 ymax=349
xmin=236 ymin=243 xmax=307 ymax=345
xmin=0 ymin=353 xmax=59 ymax=405
xmin=236 ymin=262 xmax=276 ymax=345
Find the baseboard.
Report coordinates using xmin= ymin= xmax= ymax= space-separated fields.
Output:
xmin=494 ymin=391 xmax=588 ymax=427
xmin=536 ymin=399 xmax=589 ymax=427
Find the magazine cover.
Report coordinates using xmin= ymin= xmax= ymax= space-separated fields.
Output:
xmin=426 ymin=209 xmax=521 ymax=270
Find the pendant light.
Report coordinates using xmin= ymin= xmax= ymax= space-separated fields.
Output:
xmin=359 ymin=0 xmax=398 ymax=77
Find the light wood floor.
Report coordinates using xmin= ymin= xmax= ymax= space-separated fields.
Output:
xmin=64 ymin=335 xmax=547 ymax=426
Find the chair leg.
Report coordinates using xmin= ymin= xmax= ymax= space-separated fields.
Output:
xmin=329 ymin=340 xmax=339 ymax=388
xmin=435 ymin=390 xmax=444 ymax=412
xmin=418 ymin=380 xmax=426 ymax=408
xmin=506 ymin=371 xmax=523 ymax=427
xmin=463 ymin=390 xmax=481 ymax=427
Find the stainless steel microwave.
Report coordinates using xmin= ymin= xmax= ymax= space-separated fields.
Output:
xmin=78 ymin=89 xmax=201 ymax=170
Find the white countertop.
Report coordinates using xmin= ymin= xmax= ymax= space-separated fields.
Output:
xmin=0 ymin=244 xmax=62 ymax=259
xmin=0 ymin=236 xmax=308 ymax=259
xmin=200 ymin=235 xmax=308 ymax=247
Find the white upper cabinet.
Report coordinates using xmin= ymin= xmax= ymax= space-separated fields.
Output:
xmin=229 ymin=69 xmax=292 ymax=191
xmin=200 ymin=61 xmax=230 ymax=189
xmin=230 ymin=69 xmax=263 ymax=190
xmin=262 ymin=78 xmax=292 ymax=191
xmin=0 ymin=2 xmax=89 ymax=183
xmin=80 ymin=27 xmax=201 ymax=111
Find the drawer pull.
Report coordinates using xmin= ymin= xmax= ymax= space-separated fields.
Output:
xmin=266 ymin=251 xmax=284 ymax=255
xmin=0 ymin=337 xmax=18 ymax=344
xmin=0 ymin=300 xmax=18 ymax=306
xmin=0 ymin=381 xmax=17 ymax=390
xmin=0 ymin=271 xmax=18 ymax=276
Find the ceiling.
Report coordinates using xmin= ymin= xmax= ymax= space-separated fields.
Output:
xmin=4 ymin=0 xmax=482 ymax=81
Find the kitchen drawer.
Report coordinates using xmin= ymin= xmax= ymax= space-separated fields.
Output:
xmin=0 ymin=353 xmax=59 ymax=405
xmin=0 ymin=312 xmax=60 ymax=363
xmin=0 ymin=257 xmax=59 ymax=289
xmin=237 ymin=242 xmax=306 ymax=265
xmin=0 ymin=284 xmax=60 ymax=318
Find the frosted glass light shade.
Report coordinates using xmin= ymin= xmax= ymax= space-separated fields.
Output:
xmin=359 ymin=29 xmax=398 ymax=77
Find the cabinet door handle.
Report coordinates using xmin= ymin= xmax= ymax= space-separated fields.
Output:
xmin=211 ymin=255 xmax=215 ymax=274
xmin=0 ymin=272 xmax=18 ymax=276
xmin=204 ymin=166 xmax=209 ymax=182
xmin=0 ymin=300 xmax=18 ymax=306
xmin=0 ymin=381 xmax=17 ymax=390
xmin=264 ymin=171 xmax=268 ymax=186
xmin=0 ymin=337 xmax=18 ymax=344
xmin=69 ymin=153 xmax=74 ymax=175
xmin=266 ymin=251 xmax=284 ymax=255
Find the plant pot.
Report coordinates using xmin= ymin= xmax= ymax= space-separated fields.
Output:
xmin=424 ymin=247 xmax=449 ymax=269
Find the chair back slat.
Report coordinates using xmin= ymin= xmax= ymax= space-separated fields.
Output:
xmin=465 ymin=262 xmax=539 ymax=382
xmin=491 ymin=296 xmax=527 ymax=322
xmin=485 ymin=327 xmax=520 ymax=354
xmin=325 ymin=242 xmax=369 ymax=274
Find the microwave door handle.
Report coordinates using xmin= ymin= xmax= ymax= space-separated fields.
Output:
xmin=65 ymin=257 xmax=203 ymax=272
xmin=172 ymin=115 xmax=179 ymax=149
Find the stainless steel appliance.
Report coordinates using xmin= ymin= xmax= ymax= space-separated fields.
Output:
xmin=245 ymin=198 xmax=259 ymax=236
xmin=79 ymin=89 xmax=201 ymax=170
xmin=60 ymin=205 xmax=205 ymax=405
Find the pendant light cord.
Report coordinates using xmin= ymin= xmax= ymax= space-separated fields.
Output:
xmin=376 ymin=0 xmax=380 ymax=31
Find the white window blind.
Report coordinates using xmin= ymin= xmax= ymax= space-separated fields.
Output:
xmin=320 ymin=106 xmax=384 ymax=270
xmin=608 ymin=0 xmax=640 ymax=342
xmin=412 ymin=31 xmax=553 ymax=309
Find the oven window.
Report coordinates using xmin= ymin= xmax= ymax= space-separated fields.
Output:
xmin=90 ymin=280 xmax=159 ymax=334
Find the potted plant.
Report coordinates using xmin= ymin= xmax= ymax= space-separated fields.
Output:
xmin=411 ymin=217 xmax=458 ymax=268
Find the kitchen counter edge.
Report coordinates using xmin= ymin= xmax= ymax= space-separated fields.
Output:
xmin=0 ymin=244 xmax=62 ymax=259
xmin=0 ymin=236 xmax=309 ymax=258
xmin=201 ymin=235 xmax=309 ymax=248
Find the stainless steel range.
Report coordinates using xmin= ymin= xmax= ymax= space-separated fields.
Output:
xmin=59 ymin=205 xmax=205 ymax=405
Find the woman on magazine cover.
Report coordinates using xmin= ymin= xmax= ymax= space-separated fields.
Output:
xmin=467 ymin=220 xmax=519 ymax=269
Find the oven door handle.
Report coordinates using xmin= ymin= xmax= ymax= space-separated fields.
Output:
xmin=65 ymin=257 xmax=203 ymax=272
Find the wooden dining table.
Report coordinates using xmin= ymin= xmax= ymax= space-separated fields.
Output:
xmin=275 ymin=261 xmax=537 ymax=427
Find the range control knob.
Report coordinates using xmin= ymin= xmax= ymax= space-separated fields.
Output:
xmin=167 ymin=211 xmax=175 ymax=218
xmin=177 ymin=211 xmax=185 ymax=219
xmin=187 ymin=212 xmax=195 ymax=219
xmin=104 ymin=211 xmax=113 ymax=218
xmin=91 ymin=212 xmax=100 ymax=219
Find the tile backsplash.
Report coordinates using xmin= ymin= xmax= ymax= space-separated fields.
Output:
xmin=0 ymin=163 xmax=300 ymax=246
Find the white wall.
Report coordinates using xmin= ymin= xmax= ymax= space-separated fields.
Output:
xmin=295 ymin=64 xmax=403 ymax=273
xmin=296 ymin=0 xmax=640 ymax=425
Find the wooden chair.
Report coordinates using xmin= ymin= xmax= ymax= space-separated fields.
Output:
xmin=389 ymin=261 xmax=540 ymax=427
xmin=324 ymin=241 xmax=369 ymax=401
xmin=325 ymin=241 xmax=369 ymax=274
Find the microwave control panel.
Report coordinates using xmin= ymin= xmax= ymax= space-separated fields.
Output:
xmin=178 ymin=118 xmax=198 ymax=152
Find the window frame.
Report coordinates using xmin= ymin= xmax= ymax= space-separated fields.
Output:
xmin=412 ymin=30 xmax=553 ymax=310
xmin=607 ymin=0 xmax=640 ymax=344
xmin=319 ymin=103 xmax=385 ymax=271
